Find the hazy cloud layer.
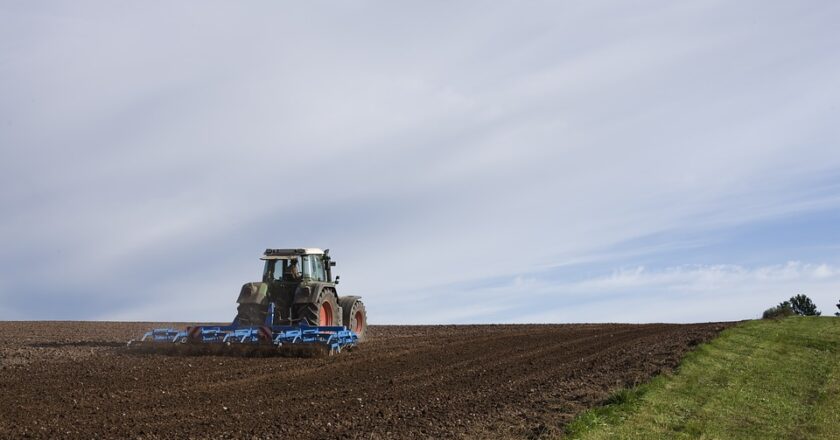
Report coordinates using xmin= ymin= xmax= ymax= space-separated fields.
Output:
xmin=1 ymin=1 xmax=839 ymax=322
xmin=513 ymin=262 xmax=840 ymax=323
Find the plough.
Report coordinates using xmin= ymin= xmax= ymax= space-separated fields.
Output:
xmin=127 ymin=304 xmax=359 ymax=357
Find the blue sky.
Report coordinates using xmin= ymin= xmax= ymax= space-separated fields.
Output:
xmin=1 ymin=1 xmax=839 ymax=323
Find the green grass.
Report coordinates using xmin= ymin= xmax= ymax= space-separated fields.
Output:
xmin=564 ymin=317 xmax=840 ymax=440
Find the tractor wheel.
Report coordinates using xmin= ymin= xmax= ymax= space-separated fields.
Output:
xmin=235 ymin=303 xmax=268 ymax=326
xmin=339 ymin=297 xmax=367 ymax=341
xmin=295 ymin=289 xmax=341 ymax=327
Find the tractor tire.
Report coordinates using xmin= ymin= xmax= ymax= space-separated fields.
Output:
xmin=235 ymin=303 xmax=268 ymax=326
xmin=339 ymin=296 xmax=367 ymax=341
xmin=294 ymin=289 xmax=341 ymax=327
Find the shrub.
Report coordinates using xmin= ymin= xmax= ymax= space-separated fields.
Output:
xmin=789 ymin=294 xmax=821 ymax=316
xmin=762 ymin=301 xmax=795 ymax=319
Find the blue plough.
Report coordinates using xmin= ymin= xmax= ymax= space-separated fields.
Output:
xmin=127 ymin=304 xmax=359 ymax=356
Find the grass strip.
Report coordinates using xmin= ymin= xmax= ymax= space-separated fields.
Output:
xmin=564 ymin=317 xmax=840 ymax=440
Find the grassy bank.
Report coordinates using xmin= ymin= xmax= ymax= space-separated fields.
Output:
xmin=565 ymin=317 xmax=840 ymax=439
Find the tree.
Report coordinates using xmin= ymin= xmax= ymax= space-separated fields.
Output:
xmin=835 ymin=300 xmax=839 ymax=317
xmin=789 ymin=294 xmax=821 ymax=316
xmin=762 ymin=301 xmax=795 ymax=319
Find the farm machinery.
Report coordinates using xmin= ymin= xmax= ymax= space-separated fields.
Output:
xmin=127 ymin=248 xmax=367 ymax=356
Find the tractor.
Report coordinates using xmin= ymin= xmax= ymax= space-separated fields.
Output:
xmin=236 ymin=248 xmax=367 ymax=340
xmin=127 ymin=248 xmax=367 ymax=356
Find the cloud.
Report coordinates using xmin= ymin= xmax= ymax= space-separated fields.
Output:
xmin=503 ymin=262 xmax=840 ymax=324
xmin=0 ymin=1 xmax=839 ymax=323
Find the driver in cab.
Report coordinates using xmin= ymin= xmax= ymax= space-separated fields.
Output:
xmin=284 ymin=258 xmax=302 ymax=281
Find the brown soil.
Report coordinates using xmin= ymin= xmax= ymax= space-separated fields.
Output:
xmin=0 ymin=321 xmax=731 ymax=439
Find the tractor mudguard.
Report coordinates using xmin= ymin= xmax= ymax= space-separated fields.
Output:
xmin=236 ymin=282 xmax=269 ymax=305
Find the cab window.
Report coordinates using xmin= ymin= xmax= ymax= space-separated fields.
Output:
xmin=264 ymin=259 xmax=290 ymax=282
xmin=302 ymin=255 xmax=326 ymax=281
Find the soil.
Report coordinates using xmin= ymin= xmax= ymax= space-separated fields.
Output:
xmin=0 ymin=321 xmax=731 ymax=439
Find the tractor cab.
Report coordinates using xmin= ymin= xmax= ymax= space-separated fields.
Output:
xmin=260 ymin=248 xmax=334 ymax=284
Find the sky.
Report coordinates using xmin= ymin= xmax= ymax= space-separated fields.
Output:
xmin=1 ymin=1 xmax=839 ymax=324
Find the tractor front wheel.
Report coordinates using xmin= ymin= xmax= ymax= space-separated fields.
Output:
xmin=295 ymin=290 xmax=341 ymax=327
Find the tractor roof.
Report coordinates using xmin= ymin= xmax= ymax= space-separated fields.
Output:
xmin=261 ymin=248 xmax=325 ymax=260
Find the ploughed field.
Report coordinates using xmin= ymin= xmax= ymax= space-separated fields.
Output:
xmin=0 ymin=322 xmax=730 ymax=439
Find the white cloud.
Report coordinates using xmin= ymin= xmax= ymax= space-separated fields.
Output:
xmin=507 ymin=262 xmax=840 ymax=323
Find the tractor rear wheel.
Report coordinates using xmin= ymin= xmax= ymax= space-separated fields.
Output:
xmin=235 ymin=303 xmax=268 ymax=326
xmin=295 ymin=289 xmax=341 ymax=327
xmin=339 ymin=297 xmax=367 ymax=341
